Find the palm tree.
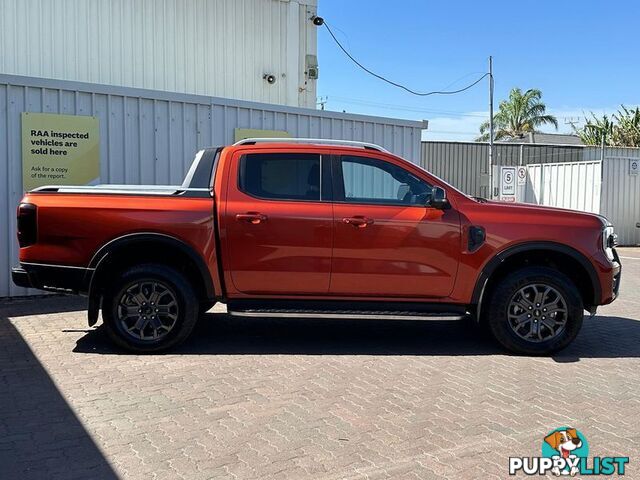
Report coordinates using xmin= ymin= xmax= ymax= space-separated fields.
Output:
xmin=575 ymin=113 xmax=614 ymax=146
xmin=611 ymin=105 xmax=640 ymax=147
xmin=577 ymin=106 xmax=640 ymax=147
xmin=477 ymin=88 xmax=558 ymax=141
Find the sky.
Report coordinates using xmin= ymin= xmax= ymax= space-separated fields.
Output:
xmin=316 ymin=0 xmax=640 ymax=141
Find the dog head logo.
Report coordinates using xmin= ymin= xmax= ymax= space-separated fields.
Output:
xmin=545 ymin=428 xmax=582 ymax=459
xmin=542 ymin=427 xmax=589 ymax=476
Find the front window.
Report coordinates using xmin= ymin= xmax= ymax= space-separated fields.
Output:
xmin=340 ymin=155 xmax=432 ymax=205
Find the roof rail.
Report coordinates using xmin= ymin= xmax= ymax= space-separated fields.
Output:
xmin=232 ymin=137 xmax=390 ymax=153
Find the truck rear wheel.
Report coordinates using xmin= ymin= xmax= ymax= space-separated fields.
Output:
xmin=102 ymin=264 xmax=199 ymax=353
xmin=485 ymin=267 xmax=583 ymax=355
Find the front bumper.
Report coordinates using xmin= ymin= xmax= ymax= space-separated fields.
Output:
xmin=11 ymin=263 xmax=92 ymax=294
xmin=598 ymin=248 xmax=621 ymax=305
xmin=587 ymin=247 xmax=621 ymax=308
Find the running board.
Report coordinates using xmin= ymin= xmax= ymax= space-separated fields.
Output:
xmin=228 ymin=309 xmax=465 ymax=321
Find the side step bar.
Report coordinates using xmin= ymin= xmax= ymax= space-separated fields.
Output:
xmin=227 ymin=310 xmax=465 ymax=321
xmin=226 ymin=300 xmax=468 ymax=322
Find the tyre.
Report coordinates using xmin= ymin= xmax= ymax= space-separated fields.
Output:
xmin=485 ymin=266 xmax=583 ymax=355
xmin=102 ymin=263 xmax=199 ymax=353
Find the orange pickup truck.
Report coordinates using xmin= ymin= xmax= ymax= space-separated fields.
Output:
xmin=13 ymin=139 xmax=621 ymax=354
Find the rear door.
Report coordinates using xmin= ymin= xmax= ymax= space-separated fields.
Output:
xmin=223 ymin=149 xmax=333 ymax=294
xmin=330 ymin=154 xmax=461 ymax=298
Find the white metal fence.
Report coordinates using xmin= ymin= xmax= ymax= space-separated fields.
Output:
xmin=525 ymin=161 xmax=602 ymax=214
xmin=524 ymin=156 xmax=640 ymax=246
xmin=0 ymin=74 xmax=425 ymax=297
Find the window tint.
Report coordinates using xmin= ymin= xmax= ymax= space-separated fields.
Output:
xmin=239 ymin=153 xmax=321 ymax=201
xmin=340 ymin=156 xmax=433 ymax=205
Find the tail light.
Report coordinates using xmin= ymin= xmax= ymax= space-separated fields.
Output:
xmin=17 ymin=203 xmax=37 ymax=247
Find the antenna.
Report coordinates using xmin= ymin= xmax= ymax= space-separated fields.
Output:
xmin=564 ymin=117 xmax=581 ymax=129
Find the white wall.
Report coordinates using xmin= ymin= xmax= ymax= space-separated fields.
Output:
xmin=525 ymin=161 xmax=602 ymax=214
xmin=0 ymin=0 xmax=318 ymax=108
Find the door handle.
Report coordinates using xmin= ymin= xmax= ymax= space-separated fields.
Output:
xmin=342 ymin=216 xmax=374 ymax=228
xmin=236 ymin=212 xmax=268 ymax=224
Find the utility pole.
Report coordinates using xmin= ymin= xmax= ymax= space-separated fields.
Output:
xmin=488 ymin=56 xmax=494 ymax=198
xmin=316 ymin=96 xmax=328 ymax=110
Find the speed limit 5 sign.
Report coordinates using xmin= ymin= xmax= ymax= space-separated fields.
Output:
xmin=501 ymin=166 xmax=516 ymax=196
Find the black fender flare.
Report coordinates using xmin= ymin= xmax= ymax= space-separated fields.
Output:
xmin=471 ymin=241 xmax=601 ymax=310
xmin=85 ymin=232 xmax=216 ymax=326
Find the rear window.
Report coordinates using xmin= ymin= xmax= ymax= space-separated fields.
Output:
xmin=239 ymin=153 xmax=321 ymax=201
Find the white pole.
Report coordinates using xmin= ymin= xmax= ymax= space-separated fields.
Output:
xmin=488 ymin=56 xmax=494 ymax=198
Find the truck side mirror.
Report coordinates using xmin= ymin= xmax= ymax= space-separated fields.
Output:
xmin=429 ymin=186 xmax=450 ymax=210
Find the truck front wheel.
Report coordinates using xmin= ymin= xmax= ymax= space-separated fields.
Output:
xmin=102 ymin=264 xmax=199 ymax=353
xmin=485 ymin=267 xmax=584 ymax=355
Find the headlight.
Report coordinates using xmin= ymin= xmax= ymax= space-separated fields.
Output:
xmin=602 ymin=226 xmax=617 ymax=261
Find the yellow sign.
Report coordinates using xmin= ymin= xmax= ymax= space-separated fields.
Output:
xmin=234 ymin=128 xmax=290 ymax=142
xmin=21 ymin=112 xmax=100 ymax=191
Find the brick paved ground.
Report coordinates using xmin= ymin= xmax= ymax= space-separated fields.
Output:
xmin=2 ymin=248 xmax=640 ymax=479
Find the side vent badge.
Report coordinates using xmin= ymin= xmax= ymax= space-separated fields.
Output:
xmin=468 ymin=226 xmax=486 ymax=252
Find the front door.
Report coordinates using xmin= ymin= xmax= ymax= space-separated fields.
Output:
xmin=224 ymin=150 xmax=333 ymax=295
xmin=330 ymin=154 xmax=461 ymax=298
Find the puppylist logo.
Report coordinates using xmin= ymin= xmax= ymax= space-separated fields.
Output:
xmin=509 ymin=427 xmax=629 ymax=476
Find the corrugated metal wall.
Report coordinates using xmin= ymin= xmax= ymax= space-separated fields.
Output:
xmin=0 ymin=0 xmax=318 ymax=108
xmin=0 ymin=74 xmax=424 ymax=297
xmin=598 ymin=151 xmax=640 ymax=246
xmin=583 ymin=146 xmax=640 ymax=162
xmin=421 ymin=141 xmax=584 ymax=197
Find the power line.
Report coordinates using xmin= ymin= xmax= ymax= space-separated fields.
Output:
xmin=440 ymin=71 xmax=487 ymax=91
xmin=424 ymin=130 xmax=480 ymax=135
xmin=319 ymin=18 xmax=489 ymax=97
xmin=326 ymin=95 xmax=488 ymax=117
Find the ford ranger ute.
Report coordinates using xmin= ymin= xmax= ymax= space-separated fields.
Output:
xmin=12 ymin=138 xmax=621 ymax=354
